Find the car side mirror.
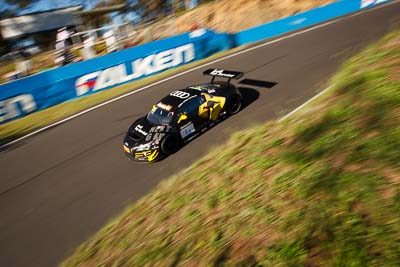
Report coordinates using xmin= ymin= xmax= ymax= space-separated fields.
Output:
xmin=178 ymin=114 xmax=188 ymax=124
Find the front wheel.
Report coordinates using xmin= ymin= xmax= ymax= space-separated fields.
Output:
xmin=226 ymin=94 xmax=242 ymax=115
xmin=160 ymin=134 xmax=181 ymax=155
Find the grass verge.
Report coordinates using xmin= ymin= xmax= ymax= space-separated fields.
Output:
xmin=62 ymin=31 xmax=400 ymax=266
xmin=0 ymin=47 xmax=243 ymax=146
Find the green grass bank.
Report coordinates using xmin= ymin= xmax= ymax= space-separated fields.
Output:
xmin=62 ymin=31 xmax=399 ymax=266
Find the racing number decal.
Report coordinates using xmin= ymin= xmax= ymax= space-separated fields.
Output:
xmin=180 ymin=122 xmax=195 ymax=138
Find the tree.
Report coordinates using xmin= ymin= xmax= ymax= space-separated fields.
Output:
xmin=115 ymin=0 xmax=169 ymax=22
xmin=0 ymin=7 xmax=16 ymax=19
xmin=0 ymin=30 xmax=11 ymax=56
xmin=80 ymin=1 xmax=113 ymax=28
xmin=3 ymin=0 xmax=40 ymax=9
xmin=0 ymin=8 xmax=15 ymax=55
xmin=3 ymin=0 xmax=84 ymax=17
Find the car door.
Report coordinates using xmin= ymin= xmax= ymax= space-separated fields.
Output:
xmin=178 ymin=95 xmax=207 ymax=140
xmin=199 ymin=94 xmax=226 ymax=121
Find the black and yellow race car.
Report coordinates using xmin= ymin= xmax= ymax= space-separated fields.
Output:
xmin=123 ymin=68 xmax=260 ymax=162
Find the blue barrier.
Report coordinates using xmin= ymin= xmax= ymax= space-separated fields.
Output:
xmin=234 ymin=0 xmax=391 ymax=46
xmin=0 ymin=29 xmax=233 ymax=123
xmin=0 ymin=0 xmax=392 ymax=124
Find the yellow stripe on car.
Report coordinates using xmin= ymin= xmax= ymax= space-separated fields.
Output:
xmin=148 ymin=150 xmax=159 ymax=161
xmin=135 ymin=151 xmax=150 ymax=158
xmin=134 ymin=150 xmax=159 ymax=161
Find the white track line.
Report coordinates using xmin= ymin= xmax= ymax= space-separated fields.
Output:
xmin=1 ymin=0 xmax=397 ymax=149
xmin=278 ymin=86 xmax=333 ymax=122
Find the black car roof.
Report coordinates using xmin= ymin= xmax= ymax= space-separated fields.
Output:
xmin=157 ymin=88 xmax=203 ymax=111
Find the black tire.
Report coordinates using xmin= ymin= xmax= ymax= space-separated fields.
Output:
xmin=160 ymin=134 xmax=180 ymax=155
xmin=226 ymin=94 xmax=242 ymax=115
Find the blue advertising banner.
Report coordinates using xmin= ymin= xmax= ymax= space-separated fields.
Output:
xmin=0 ymin=0 xmax=392 ymax=124
xmin=0 ymin=29 xmax=234 ymax=123
xmin=233 ymin=0 xmax=391 ymax=46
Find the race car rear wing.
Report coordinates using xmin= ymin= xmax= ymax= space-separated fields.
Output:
xmin=204 ymin=68 xmax=277 ymax=88
xmin=203 ymin=69 xmax=244 ymax=83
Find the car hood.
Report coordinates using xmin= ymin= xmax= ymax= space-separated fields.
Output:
xmin=124 ymin=117 xmax=174 ymax=147
xmin=126 ymin=117 xmax=153 ymax=142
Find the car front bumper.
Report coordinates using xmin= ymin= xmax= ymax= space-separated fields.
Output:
xmin=123 ymin=145 xmax=160 ymax=162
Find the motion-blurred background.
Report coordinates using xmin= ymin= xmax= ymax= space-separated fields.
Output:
xmin=0 ymin=0 xmax=333 ymax=83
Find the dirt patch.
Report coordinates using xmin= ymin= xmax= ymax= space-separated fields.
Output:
xmin=383 ymin=35 xmax=400 ymax=49
xmin=176 ymin=0 xmax=335 ymax=33
xmin=147 ymin=0 xmax=335 ymax=40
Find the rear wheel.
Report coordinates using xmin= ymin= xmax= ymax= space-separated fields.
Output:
xmin=160 ymin=134 xmax=180 ymax=155
xmin=226 ymin=94 xmax=242 ymax=115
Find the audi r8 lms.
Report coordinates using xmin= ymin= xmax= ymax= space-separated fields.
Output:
xmin=123 ymin=68 xmax=265 ymax=162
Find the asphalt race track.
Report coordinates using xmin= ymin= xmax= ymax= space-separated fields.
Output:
xmin=1 ymin=2 xmax=399 ymax=266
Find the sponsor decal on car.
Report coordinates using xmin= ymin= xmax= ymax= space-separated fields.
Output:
xmin=145 ymin=125 xmax=172 ymax=142
xmin=180 ymin=122 xmax=195 ymax=138
xmin=132 ymin=142 xmax=152 ymax=151
xmin=210 ymin=69 xmax=236 ymax=78
xmin=135 ymin=124 xmax=148 ymax=136
xmin=170 ymin=91 xmax=191 ymax=99
xmin=157 ymin=102 xmax=173 ymax=111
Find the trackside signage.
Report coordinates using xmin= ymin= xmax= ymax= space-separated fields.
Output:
xmin=76 ymin=44 xmax=194 ymax=96
xmin=0 ymin=29 xmax=233 ymax=123
xmin=1 ymin=0 xmax=392 ymax=124
xmin=234 ymin=0 xmax=394 ymax=46
xmin=0 ymin=94 xmax=36 ymax=123
xmin=360 ymin=0 xmax=389 ymax=8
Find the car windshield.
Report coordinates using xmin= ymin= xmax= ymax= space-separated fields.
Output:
xmin=146 ymin=107 xmax=175 ymax=125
